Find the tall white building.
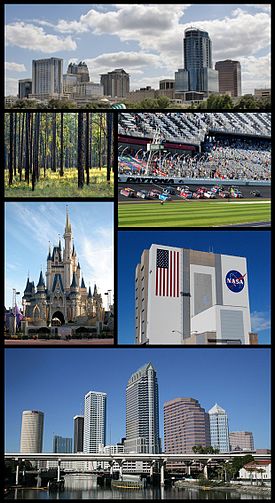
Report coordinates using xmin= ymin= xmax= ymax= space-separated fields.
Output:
xmin=32 ymin=57 xmax=63 ymax=97
xmin=208 ymin=403 xmax=230 ymax=453
xmin=83 ymin=391 xmax=107 ymax=454
xmin=135 ymin=244 xmax=254 ymax=345
xmin=20 ymin=410 xmax=44 ymax=453
xmin=125 ymin=363 xmax=161 ymax=454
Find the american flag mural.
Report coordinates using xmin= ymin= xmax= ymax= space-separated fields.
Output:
xmin=155 ymin=248 xmax=179 ymax=297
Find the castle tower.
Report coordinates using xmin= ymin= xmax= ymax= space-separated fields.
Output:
xmin=70 ymin=272 xmax=81 ymax=319
xmin=46 ymin=243 xmax=52 ymax=291
xmin=63 ymin=207 xmax=72 ymax=292
xmin=35 ymin=271 xmax=47 ymax=323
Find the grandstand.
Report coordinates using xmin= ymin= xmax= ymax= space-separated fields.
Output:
xmin=118 ymin=113 xmax=271 ymax=183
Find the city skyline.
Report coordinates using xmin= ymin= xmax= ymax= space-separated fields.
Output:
xmin=5 ymin=348 xmax=271 ymax=453
xmin=5 ymin=202 xmax=114 ymax=311
xmin=5 ymin=4 xmax=271 ymax=96
xmin=118 ymin=231 xmax=271 ymax=345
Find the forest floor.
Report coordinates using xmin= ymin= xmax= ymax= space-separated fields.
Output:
xmin=5 ymin=168 xmax=114 ymax=197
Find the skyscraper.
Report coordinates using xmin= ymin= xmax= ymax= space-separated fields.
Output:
xmin=229 ymin=431 xmax=254 ymax=452
xmin=164 ymin=398 xmax=210 ymax=455
xmin=175 ymin=27 xmax=218 ymax=95
xmin=20 ymin=410 xmax=44 ymax=453
xmin=208 ymin=403 xmax=230 ymax=453
xmin=83 ymin=392 xmax=107 ymax=453
xmin=135 ymin=244 xmax=253 ymax=345
xmin=32 ymin=57 xmax=63 ymax=97
xmin=74 ymin=415 xmax=84 ymax=453
xmin=53 ymin=435 xmax=72 ymax=453
xmin=100 ymin=69 xmax=130 ymax=98
xmin=125 ymin=362 xmax=161 ymax=454
xmin=215 ymin=60 xmax=241 ymax=97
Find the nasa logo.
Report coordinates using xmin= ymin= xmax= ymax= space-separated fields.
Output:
xmin=225 ymin=270 xmax=246 ymax=293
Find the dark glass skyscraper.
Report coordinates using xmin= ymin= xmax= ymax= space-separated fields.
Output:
xmin=74 ymin=415 xmax=84 ymax=453
xmin=125 ymin=363 xmax=161 ymax=454
xmin=175 ymin=27 xmax=218 ymax=95
xmin=53 ymin=435 xmax=72 ymax=453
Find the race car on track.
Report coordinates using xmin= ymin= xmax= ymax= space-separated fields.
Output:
xmin=210 ymin=185 xmax=224 ymax=195
xmin=148 ymin=189 xmax=162 ymax=199
xmin=159 ymin=193 xmax=172 ymax=202
xmin=250 ymin=190 xmax=261 ymax=197
xmin=229 ymin=186 xmax=244 ymax=198
xmin=219 ymin=189 xmax=231 ymax=199
xmin=162 ymin=186 xmax=177 ymax=195
xmin=120 ymin=187 xmax=136 ymax=197
xmin=177 ymin=185 xmax=190 ymax=192
xmin=136 ymin=189 xmax=150 ymax=199
xmin=179 ymin=188 xmax=193 ymax=199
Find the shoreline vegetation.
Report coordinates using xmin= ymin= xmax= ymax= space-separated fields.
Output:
xmin=174 ymin=479 xmax=271 ymax=495
xmin=4 ymin=112 xmax=114 ymax=197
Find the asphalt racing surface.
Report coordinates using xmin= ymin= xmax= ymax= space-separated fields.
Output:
xmin=118 ymin=183 xmax=271 ymax=202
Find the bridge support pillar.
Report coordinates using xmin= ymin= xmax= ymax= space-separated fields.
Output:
xmin=57 ymin=459 xmax=61 ymax=482
xmin=15 ymin=460 xmax=20 ymax=486
xmin=203 ymin=463 xmax=208 ymax=480
xmin=118 ymin=459 xmax=125 ymax=481
xmin=150 ymin=460 xmax=155 ymax=478
xmin=109 ymin=461 xmax=115 ymax=477
xmin=37 ymin=469 xmax=42 ymax=488
xmin=160 ymin=460 xmax=166 ymax=487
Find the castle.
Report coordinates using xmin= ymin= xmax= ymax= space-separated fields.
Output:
xmin=22 ymin=209 xmax=104 ymax=327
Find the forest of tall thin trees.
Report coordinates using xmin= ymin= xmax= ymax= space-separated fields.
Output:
xmin=5 ymin=112 xmax=114 ymax=191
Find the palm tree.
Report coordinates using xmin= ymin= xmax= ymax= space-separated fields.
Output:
xmin=256 ymin=467 xmax=265 ymax=486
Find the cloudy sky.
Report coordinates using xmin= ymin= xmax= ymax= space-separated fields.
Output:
xmin=5 ymin=3 xmax=271 ymax=96
xmin=5 ymin=202 xmax=114 ymax=310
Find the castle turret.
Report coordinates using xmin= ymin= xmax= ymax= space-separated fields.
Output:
xmin=37 ymin=271 xmax=46 ymax=291
xmin=46 ymin=244 xmax=52 ymax=291
xmin=64 ymin=207 xmax=72 ymax=292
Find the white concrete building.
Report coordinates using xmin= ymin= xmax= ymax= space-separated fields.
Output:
xmin=239 ymin=461 xmax=271 ymax=482
xmin=20 ymin=410 xmax=44 ymax=453
xmin=135 ymin=244 xmax=253 ymax=345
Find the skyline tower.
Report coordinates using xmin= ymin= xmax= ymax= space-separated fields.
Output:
xmin=74 ymin=415 xmax=84 ymax=453
xmin=53 ymin=435 xmax=72 ymax=453
xmin=20 ymin=410 xmax=44 ymax=453
xmin=164 ymin=397 xmax=210 ymax=456
xmin=83 ymin=391 xmax=107 ymax=453
xmin=135 ymin=244 xmax=253 ymax=345
xmin=125 ymin=362 xmax=161 ymax=454
xmin=229 ymin=431 xmax=254 ymax=452
xmin=208 ymin=403 xmax=230 ymax=453
xmin=32 ymin=57 xmax=63 ymax=97
xmin=215 ymin=59 xmax=242 ymax=97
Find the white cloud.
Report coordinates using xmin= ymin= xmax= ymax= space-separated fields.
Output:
xmin=5 ymin=61 xmax=27 ymax=72
xmin=83 ymin=51 xmax=166 ymax=79
xmin=5 ymin=77 xmax=18 ymax=96
xmin=240 ymin=53 xmax=271 ymax=94
xmin=246 ymin=4 xmax=271 ymax=12
xmin=5 ymin=22 xmax=77 ymax=52
xmin=251 ymin=311 xmax=271 ymax=333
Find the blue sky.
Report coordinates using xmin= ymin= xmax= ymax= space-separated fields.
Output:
xmin=5 ymin=348 xmax=271 ymax=452
xmin=5 ymin=4 xmax=271 ymax=95
xmin=5 ymin=202 xmax=114 ymax=310
xmin=118 ymin=230 xmax=271 ymax=344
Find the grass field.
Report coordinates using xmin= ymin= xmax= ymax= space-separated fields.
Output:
xmin=5 ymin=168 xmax=114 ymax=197
xmin=118 ymin=200 xmax=271 ymax=227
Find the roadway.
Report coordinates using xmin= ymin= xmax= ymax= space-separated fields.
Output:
xmin=118 ymin=183 xmax=271 ymax=202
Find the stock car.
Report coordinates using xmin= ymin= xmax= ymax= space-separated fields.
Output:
xmin=136 ymin=189 xmax=150 ymax=199
xmin=179 ymin=188 xmax=193 ymax=199
xmin=120 ymin=187 xmax=136 ymax=198
xmin=177 ymin=185 xmax=190 ymax=192
xmin=229 ymin=186 xmax=244 ymax=198
xmin=162 ymin=186 xmax=177 ymax=195
xmin=192 ymin=187 xmax=215 ymax=199
xmin=148 ymin=189 xmax=162 ymax=198
xmin=250 ymin=189 xmax=261 ymax=197
xmin=210 ymin=185 xmax=224 ymax=195
xmin=219 ymin=189 xmax=231 ymax=198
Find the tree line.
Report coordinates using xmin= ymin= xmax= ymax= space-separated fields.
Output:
xmin=5 ymin=112 xmax=114 ymax=190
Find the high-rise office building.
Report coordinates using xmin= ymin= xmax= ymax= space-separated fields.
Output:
xmin=53 ymin=435 xmax=72 ymax=453
xmin=135 ymin=244 xmax=253 ymax=345
xmin=18 ymin=79 xmax=32 ymax=99
xmin=67 ymin=61 xmax=90 ymax=83
xmin=208 ymin=403 xmax=230 ymax=453
xmin=164 ymin=398 xmax=210 ymax=455
xmin=32 ymin=57 xmax=63 ymax=97
xmin=20 ymin=410 xmax=44 ymax=453
xmin=74 ymin=415 xmax=84 ymax=453
xmin=175 ymin=27 xmax=218 ymax=96
xmin=125 ymin=362 xmax=161 ymax=454
xmin=83 ymin=391 xmax=107 ymax=453
xmin=100 ymin=69 xmax=130 ymax=98
xmin=215 ymin=60 xmax=241 ymax=97
xmin=229 ymin=431 xmax=254 ymax=452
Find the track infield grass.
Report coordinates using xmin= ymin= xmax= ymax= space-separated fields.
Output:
xmin=118 ymin=199 xmax=271 ymax=227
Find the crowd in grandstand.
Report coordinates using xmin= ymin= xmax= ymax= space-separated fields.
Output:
xmin=118 ymin=112 xmax=271 ymax=182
